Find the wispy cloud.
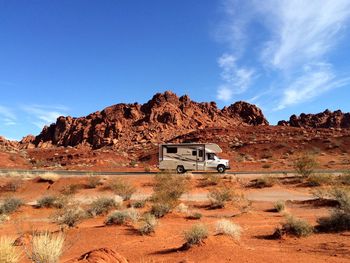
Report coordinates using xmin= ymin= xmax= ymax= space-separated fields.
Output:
xmin=216 ymin=54 xmax=255 ymax=102
xmin=0 ymin=105 xmax=16 ymax=126
xmin=217 ymin=0 xmax=350 ymax=109
xmin=22 ymin=105 xmax=68 ymax=129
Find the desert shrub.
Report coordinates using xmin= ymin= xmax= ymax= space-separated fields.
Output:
xmin=274 ymin=200 xmax=285 ymax=212
xmin=294 ymin=154 xmax=317 ymax=177
xmin=0 ymin=197 xmax=23 ymax=215
xmin=278 ymin=215 xmax=313 ymax=237
xmin=4 ymin=178 xmax=22 ymax=192
xmin=338 ymin=173 xmax=350 ymax=185
xmin=105 ymin=208 xmax=139 ymax=225
xmin=30 ymin=231 xmax=64 ymax=263
xmin=144 ymin=165 xmax=151 ymax=173
xmin=200 ymin=173 xmax=219 ymax=187
xmin=137 ymin=213 xmax=157 ymax=235
xmin=131 ymin=199 xmax=146 ymax=208
xmin=175 ymin=203 xmax=188 ymax=213
xmin=187 ymin=212 xmax=202 ymax=220
xmin=0 ymin=214 xmax=10 ymax=223
xmin=38 ymin=173 xmax=60 ymax=183
xmin=60 ymin=184 xmax=80 ymax=196
xmin=316 ymin=188 xmax=350 ymax=232
xmin=262 ymin=164 xmax=271 ymax=169
xmin=183 ymin=224 xmax=208 ymax=247
xmin=105 ymin=211 xmax=129 ymax=225
xmin=86 ymin=175 xmax=102 ymax=189
xmin=0 ymin=236 xmax=21 ymax=263
xmin=151 ymin=173 xmax=188 ymax=208
xmin=108 ymin=179 xmax=136 ymax=201
xmin=52 ymin=195 xmax=69 ymax=209
xmin=87 ymin=197 xmax=118 ymax=217
xmin=307 ymin=174 xmax=333 ymax=186
xmin=208 ymin=186 xmax=235 ymax=208
xmin=53 ymin=207 xmax=86 ymax=227
xmin=251 ymin=175 xmax=275 ymax=188
xmin=150 ymin=203 xmax=171 ymax=218
xmin=36 ymin=196 xmax=58 ymax=208
xmin=215 ymin=219 xmax=242 ymax=240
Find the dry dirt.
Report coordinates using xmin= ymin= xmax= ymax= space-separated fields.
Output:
xmin=0 ymin=174 xmax=349 ymax=263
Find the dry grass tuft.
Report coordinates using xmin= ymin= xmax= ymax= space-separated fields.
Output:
xmin=0 ymin=236 xmax=21 ymax=263
xmin=215 ymin=219 xmax=242 ymax=240
xmin=30 ymin=231 xmax=64 ymax=263
xmin=183 ymin=224 xmax=209 ymax=247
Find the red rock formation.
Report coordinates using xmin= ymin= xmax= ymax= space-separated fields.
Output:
xmin=22 ymin=91 xmax=268 ymax=150
xmin=67 ymin=248 xmax=128 ymax=263
xmin=278 ymin=109 xmax=350 ymax=128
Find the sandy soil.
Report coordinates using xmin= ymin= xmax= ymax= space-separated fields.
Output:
xmin=0 ymin=174 xmax=349 ymax=263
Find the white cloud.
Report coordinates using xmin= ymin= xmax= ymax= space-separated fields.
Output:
xmin=277 ymin=63 xmax=350 ymax=110
xmin=218 ymin=0 xmax=350 ymax=108
xmin=0 ymin=106 xmax=16 ymax=126
xmin=216 ymin=54 xmax=254 ymax=102
xmin=22 ymin=105 xmax=67 ymax=128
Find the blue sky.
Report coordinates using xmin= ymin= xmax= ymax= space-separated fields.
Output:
xmin=1 ymin=0 xmax=350 ymax=140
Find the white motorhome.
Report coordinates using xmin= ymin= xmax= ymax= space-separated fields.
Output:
xmin=158 ymin=143 xmax=230 ymax=173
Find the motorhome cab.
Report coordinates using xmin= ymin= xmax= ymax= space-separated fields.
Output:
xmin=158 ymin=143 xmax=230 ymax=173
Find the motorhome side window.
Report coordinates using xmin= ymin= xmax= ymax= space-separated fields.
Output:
xmin=192 ymin=150 xmax=197 ymax=156
xmin=198 ymin=150 xmax=203 ymax=157
xmin=166 ymin=147 xmax=177 ymax=153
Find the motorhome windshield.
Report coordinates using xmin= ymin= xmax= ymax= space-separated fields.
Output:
xmin=207 ymin=153 xmax=219 ymax=160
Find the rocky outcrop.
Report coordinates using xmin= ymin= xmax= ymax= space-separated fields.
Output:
xmin=21 ymin=91 xmax=268 ymax=150
xmin=66 ymin=248 xmax=128 ymax=263
xmin=278 ymin=109 xmax=350 ymax=128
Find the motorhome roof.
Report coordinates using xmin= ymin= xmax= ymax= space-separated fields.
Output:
xmin=160 ymin=143 xmax=222 ymax=153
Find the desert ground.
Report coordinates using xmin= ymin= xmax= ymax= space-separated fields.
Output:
xmin=0 ymin=171 xmax=349 ymax=263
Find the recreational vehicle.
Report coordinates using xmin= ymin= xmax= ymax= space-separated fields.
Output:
xmin=158 ymin=143 xmax=230 ymax=173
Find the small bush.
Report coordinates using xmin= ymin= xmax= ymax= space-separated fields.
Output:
xmin=0 ymin=214 xmax=10 ymax=223
xmin=137 ymin=214 xmax=158 ymax=235
xmin=262 ymin=164 xmax=271 ymax=169
xmin=53 ymin=207 xmax=86 ymax=227
xmin=274 ymin=200 xmax=285 ymax=212
xmin=131 ymin=200 xmax=146 ymax=208
xmin=0 ymin=197 xmax=23 ymax=215
xmin=200 ymin=174 xmax=219 ymax=187
xmin=105 ymin=211 xmax=129 ymax=225
xmin=175 ymin=203 xmax=188 ymax=213
xmin=105 ymin=209 xmax=139 ymax=225
xmin=108 ymin=179 xmax=136 ymax=201
xmin=60 ymin=184 xmax=80 ymax=196
xmin=4 ymin=179 xmax=22 ymax=192
xmin=152 ymin=173 xmax=188 ymax=207
xmin=208 ymin=186 xmax=235 ymax=208
xmin=0 ymin=236 xmax=21 ymax=263
xmin=251 ymin=175 xmax=275 ymax=188
xmin=87 ymin=197 xmax=118 ymax=217
xmin=338 ymin=173 xmax=350 ymax=185
xmin=183 ymin=224 xmax=208 ymax=247
xmin=307 ymin=174 xmax=333 ymax=186
xmin=187 ymin=212 xmax=202 ymax=220
xmin=31 ymin=231 xmax=64 ymax=263
xmin=316 ymin=188 xmax=350 ymax=232
xmin=215 ymin=219 xmax=242 ymax=240
xmin=86 ymin=175 xmax=102 ymax=189
xmin=36 ymin=196 xmax=58 ymax=208
xmin=278 ymin=215 xmax=313 ymax=238
xmin=150 ymin=203 xmax=171 ymax=218
xmin=294 ymin=154 xmax=317 ymax=177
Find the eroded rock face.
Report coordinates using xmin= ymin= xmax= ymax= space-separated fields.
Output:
xmin=67 ymin=248 xmax=128 ymax=263
xmin=278 ymin=109 xmax=350 ymax=128
xmin=21 ymin=91 xmax=269 ymax=150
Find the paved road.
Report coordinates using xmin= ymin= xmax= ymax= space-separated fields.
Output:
xmin=0 ymin=168 xmax=347 ymax=177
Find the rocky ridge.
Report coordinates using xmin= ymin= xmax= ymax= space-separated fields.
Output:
xmin=278 ymin=109 xmax=350 ymax=128
xmin=20 ymin=91 xmax=268 ymax=150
